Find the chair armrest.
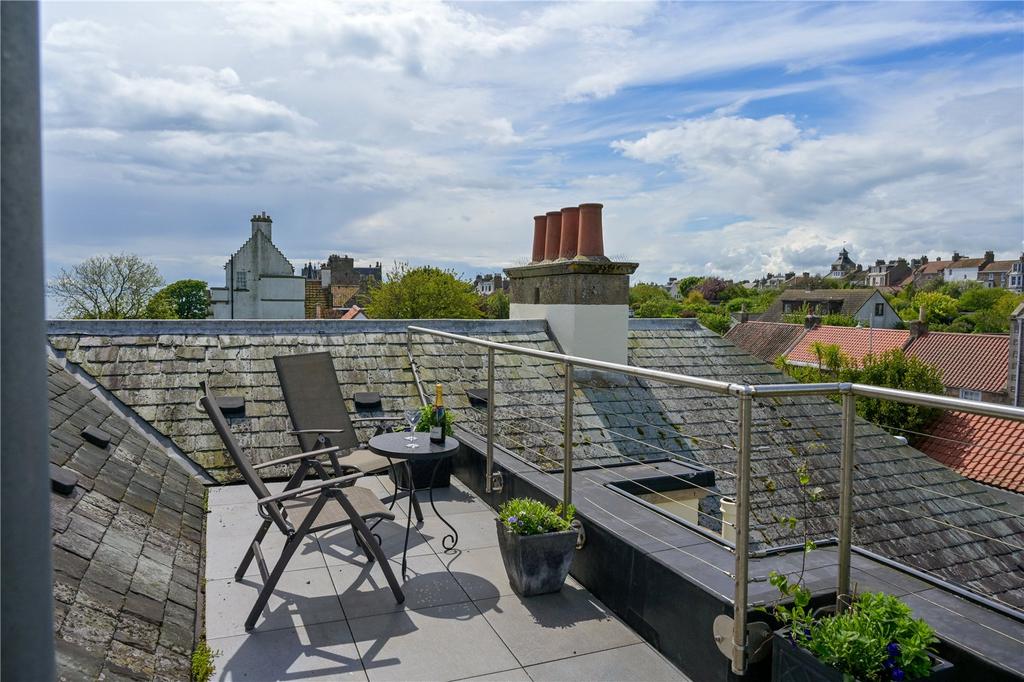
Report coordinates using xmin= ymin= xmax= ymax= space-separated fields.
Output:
xmin=351 ymin=417 xmax=405 ymax=423
xmin=287 ymin=428 xmax=345 ymax=435
xmin=257 ymin=472 xmax=364 ymax=506
xmin=252 ymin=445 xmax=341 ymax=471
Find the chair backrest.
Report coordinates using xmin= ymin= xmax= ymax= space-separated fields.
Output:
xmin=199 ymin=381 xmax=291 ymax=533
xmin=274 ymin=352 xmax=359 ymax=453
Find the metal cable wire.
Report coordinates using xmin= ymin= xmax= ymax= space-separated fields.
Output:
xmin=491 ymin=389 xmax=741 ymax=478
xmin=459 ymin=403 xmax=737 ymax=528
xmin=461 ymin=401 xmax=737 ymax=508
xmin=879 ymin=503 xmax=1024 ymax=553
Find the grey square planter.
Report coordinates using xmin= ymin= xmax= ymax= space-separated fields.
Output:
xmin=495 ymin=519 xmax=577 ymax=597
xmin=771 ymin=630 xmax=954 ymax=682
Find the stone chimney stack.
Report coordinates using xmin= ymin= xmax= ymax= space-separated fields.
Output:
xmin=983 ymin=250 xmax=995 ymax=266
xmin=909 ymin=305 xmax=928 ymax=341
xmin=506 ymin=203 xmax=637 ymax=366
xmin=251 ymin=210 xmax=272 ymax=240
xmin=952 ymin=252 xmax=962 ymax=263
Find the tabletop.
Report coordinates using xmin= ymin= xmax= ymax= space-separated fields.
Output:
xmin=368 ymin=431 xmax=460 ymax=461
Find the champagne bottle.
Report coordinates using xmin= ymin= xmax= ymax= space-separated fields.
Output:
xmin=430 ymin=383 xmax=446 ymax=444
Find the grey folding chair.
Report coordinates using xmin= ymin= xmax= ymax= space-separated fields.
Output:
xmin=200 ymin=381 xmax=404 ymax=632
xmin=273 ymin=351 xmax=424 ymax=521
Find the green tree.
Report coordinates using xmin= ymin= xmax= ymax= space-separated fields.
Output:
xmin=778 ymin=346 xmax=943 ymax=438
xmin=972 ymin=292 xmax=1024 ymax=333
xmin=907 ymin=291 xmax=958 ymax=325
xmin=635 ymin=296 xmax=682 ymax=318
xmin=697 ymin=311 xmax=732 ymax=335
xmin=49 ymin=253 xmax=163 ymax=319
xmin=482 ymin=291 xmax=510 ymax=319
xmin=364 ymin=263 xmax=482 ymax=319
xmin=673 ymin=276 xmax=704 ymax=297
xmin=145 ymin=279 xmax=210 ymax=319
xmin=855 ymin=349 xmax=944 ymax=437
xmin=629 ymin=283 xmax=671 ymax=308
xmin=820 ymin=313 xmax=858 ymax=327
xmin=958 ymin=285 xmax=1009 ymax=312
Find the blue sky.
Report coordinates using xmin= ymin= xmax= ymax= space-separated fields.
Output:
xmin=40 ymin=1 xmax=1024 ymax=314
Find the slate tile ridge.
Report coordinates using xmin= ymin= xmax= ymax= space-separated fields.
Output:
xmin=47 ymin=346 xmax=215 ymax=484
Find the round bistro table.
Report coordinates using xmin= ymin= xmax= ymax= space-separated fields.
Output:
xmin=368 ymin=432 xmax=460 ymax=579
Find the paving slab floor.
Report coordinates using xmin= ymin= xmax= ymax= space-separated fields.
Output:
xmin=206 ymin=475 xmax=691 ymax=681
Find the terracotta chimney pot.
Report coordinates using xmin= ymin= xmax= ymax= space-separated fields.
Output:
xmin=544 ymin=211 xmax=562 ymax=261
xmin=559 ymin=207 xmax=579 ymax=259
xmin=577 ymin=203 xmax=604 ymax=258
xmin=531 ymin=215 xmax=547 ymax=264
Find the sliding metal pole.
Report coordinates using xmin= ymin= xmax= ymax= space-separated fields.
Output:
xmin=485 ymin=348 xmax=495 ymax=493
xmin=563 ymin=361 xmax=574 ymax=516
xmin=731 ymin=391 xmax=752 ymax=676
xmin=837 ymin=391 xmax=856 ymax=612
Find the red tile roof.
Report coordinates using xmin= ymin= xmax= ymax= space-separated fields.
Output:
xmin=786 ymin=326 xmax=910 ymax=366
xmin=916 ymin=411 xmax=1024 ymax=493
xmin=340 ymin=305 xmax=363 ymax=320
xmin=914 ymin=261 xmax=947 ymax=275
xmin=724 ymin=321 xmax=805 ymax=363
xmin=905 ymin=332 xmax=1009 ymax=394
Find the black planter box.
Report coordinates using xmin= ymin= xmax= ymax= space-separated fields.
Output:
xmin=496 ymin=519 xmax=577 ymax=597
xmin=389 ymin=457 xmax=452 ymax=490
xmin=771 ymin=630 xmax=954 ymax=682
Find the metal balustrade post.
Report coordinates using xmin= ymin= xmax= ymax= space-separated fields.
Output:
xmin=563 ymin=361 xmax=574 ymax=516
xmin=486 ymin=348 xmax=495 ymax=493
xmin=837 ymin=390 xmax=856 ymax=612
xmin=731 ymin=391 xmax=753 ymax=676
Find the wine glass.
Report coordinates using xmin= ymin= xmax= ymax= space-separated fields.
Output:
xmin=404 ymin=409 xmax=420 ymax=441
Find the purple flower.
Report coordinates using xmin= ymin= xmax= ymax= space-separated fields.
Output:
xmin=891 ymin=668 xmax=905 ymax=681
xmin=887 ymin=642 xmax=901 ymax=658
xmin=507 ymin=516 xmax=519 ymax=524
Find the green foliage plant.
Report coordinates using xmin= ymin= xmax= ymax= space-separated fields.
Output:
xmin=629 ymin=282 xmax=671 ymax=308
xmin=805 ymin=593 xmax=938 ymax=681
xmin=364 ymin=263 xmax=482 ymax=319
xmin=191 ymin=639 xmax=219 ymax=682
xmin=498 ymin=497 xmax=575 ymax=535
xmin=147 ymin=279 xmax=210 ymax=319
xmin=635 ymin=296 xmax=683 ymax=318
xmin=482 ymin=290 xmax=510 ymax=319
xmin=413 ymin=404 xmax=455 ymax=436
xmin=49 ymin=252 xmax=164 ymax=319
xmin=697 ymin=310 xmax=732 ymax=335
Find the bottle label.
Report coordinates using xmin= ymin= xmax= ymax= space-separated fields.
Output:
xmin=429 ymin=425 xmax=443 ymax=442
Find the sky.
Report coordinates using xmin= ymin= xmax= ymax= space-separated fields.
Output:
xmin=40 ymin=1 xmax=1024 ymax=313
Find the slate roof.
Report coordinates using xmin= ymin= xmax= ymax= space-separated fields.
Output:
xmin=915 ymin=412 xmax=1024 ymax=493
xmin=786 ymin=326 xmax=910 ymax=366
xmin=47 ymin=357 xmax=206 ymax=681
xmin=724 ymin=321 xmax=805 ymax=364
xmin=47 ymin=318 xmax=1024 ymax=610
xmin=760 ymin=289 xmax=878 ymax=322
xmin=980 ymin=259 xmax=1019 ymax=274
xmin=905 ymin=331 xmax=1009 ymax=394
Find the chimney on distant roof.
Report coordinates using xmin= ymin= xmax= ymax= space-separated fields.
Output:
xmin=739 ymin=304 xmax=749 ymax=324
xmin=251 ymin=210 xmax=272 ymax=240
xmin=983 ymin=250 xmax=995 ymax=265
xmin=506 ymin=202 xmax=637 ymax=365
xmin=909 ymin=305 xmax=928 ymax=341
xmin=531 ymin=216 xmax=546 ymax=264
xmin=952 ymin=252 xmax=962 ymax=262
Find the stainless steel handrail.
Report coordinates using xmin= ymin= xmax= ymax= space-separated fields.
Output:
xmin=406 ymin=324 xmax=1024 ymax=676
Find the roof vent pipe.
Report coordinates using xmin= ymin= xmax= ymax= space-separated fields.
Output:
xmin=559 ymin=207 xmax=579 ymax=260
xmin=531 ymin=215 xmax=547 ymax=264
xmin=544 ymin=211 xmax=562 ymax=262
xmin=577 ymin=203 xmax=605 ymax=258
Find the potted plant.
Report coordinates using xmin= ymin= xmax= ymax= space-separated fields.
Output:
xmin=390 ymin=404 xmax=457 ymax=489
xmin=769 ymin=583 xmax=953 ymax=681
xmin=495 ymin=498 xmax=577 ymax=597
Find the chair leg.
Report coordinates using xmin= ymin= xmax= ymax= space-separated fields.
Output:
xmin=244 ymin=532 xmax=303 ymax=632
xmin=348 ymin=513 xmax=404 ymax=604
xmin=410 ymin=490 xmax=424 ymax=524
xmin=236 ymin=518 xmax=272 ymax=581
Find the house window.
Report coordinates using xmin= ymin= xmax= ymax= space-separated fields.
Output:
xmin=874 ymin=303 xmax=884 ymax=316
xmin=235 ymin=270 xmax=247 ymax=289
xmin=959 ymin=388 xmax=982 ymax=402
